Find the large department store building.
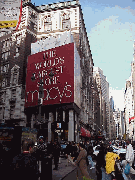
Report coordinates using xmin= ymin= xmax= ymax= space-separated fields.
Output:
xmin=0 ymin=0 xmax=94 ymax=142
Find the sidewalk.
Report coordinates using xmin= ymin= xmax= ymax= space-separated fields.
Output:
xmin=52 ymin=157 xmax=97 ymax=180
xmin=52 ymin=157 xmax=77 ymax=180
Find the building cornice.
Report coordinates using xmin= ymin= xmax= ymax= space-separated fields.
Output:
xmin=22 ymin=1 xmax=41 ymax=13
xmin=37 ymin=27 xmax=79 ymax=36
xmin=36 ymin=0 xmax=79 ymax=12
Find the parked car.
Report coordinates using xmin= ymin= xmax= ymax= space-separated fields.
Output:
xmin=60 ymin=144 xmax=67 ymax=157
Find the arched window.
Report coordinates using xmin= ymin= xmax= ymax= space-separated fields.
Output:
xmin=44 ymin=14 xmax=52 ymax=32
xmin=61 ymin=12 xmax=70 ymax=29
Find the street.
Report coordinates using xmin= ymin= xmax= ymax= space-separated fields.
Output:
xmin=62 ymin=165 xmax=97 ymax=180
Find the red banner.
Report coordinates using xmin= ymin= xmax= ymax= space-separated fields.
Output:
xmin=25 ymin=43 xmax=74 ymax=107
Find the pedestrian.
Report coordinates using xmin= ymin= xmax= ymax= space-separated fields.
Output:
xmin=52 ymin=140 xmax=61 ymax=170
xmin=71 ymin=142 xmax=77 ymax=159
xmin=73 ymin=143 xmax=79 ymax=162
xmin=96 ymin=144 xmax=106 ymax=180
xmin=69 ymin=142 xmax=92 ymax=180
xmin=87 ymin=145 xmax=95 ymax=169
xmin=105 ymin=146 xmax=120 ymax=180
xmin=65 ymin=141 xmax=72 ymax=166
xmin=12 ymin=139 xmax=40 ymax=180
xmin=86 ymin=141 xmax=90 ymax=151
xmin=122 ymin=139 xmax=135 ymax=174
xmin=37 ymin=136 xmax=47 ymax=161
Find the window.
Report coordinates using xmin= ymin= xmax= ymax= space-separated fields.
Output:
xmin=44 ymin=14 xmax=52 ymax=32
xmin=2 ymin=51 xmax=10 ymax=61
xmin=1 ymin=64 xmax=9 ymax=74
xmin=0 ymin=108 xmax=2 ymax=120
xmin=0 ymin=92 xmax=5 ymax=104
xmin=11 ymin=89 xmax=16 ymax=98
xmin=10 ymin=65 xmax=20 ymax=86
xmin=30 ymin=21 xmax=35 ymax=29
xmin=62 ymin=12 xmax=70 ymax=29
xmin=10 ymin=106 xmax=15 ymax=119
xmin=2 ymin=78 xmax=7 ymax=87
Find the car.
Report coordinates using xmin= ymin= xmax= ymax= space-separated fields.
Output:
xmin=111 ymin=144 xmax=126 ymax=160
xmin=111 ymin=145 xmax=119 ymax=153
xmin=60 ymin=144 xmax=67 ymax=157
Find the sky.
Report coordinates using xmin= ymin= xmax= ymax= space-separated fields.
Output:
xmin=31 ymin=0 xmax=135 ymax=110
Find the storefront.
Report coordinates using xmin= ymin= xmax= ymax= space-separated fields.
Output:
xmin=25 ymin=42 xmax=81 ymax=143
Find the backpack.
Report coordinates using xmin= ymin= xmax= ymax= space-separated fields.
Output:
xmin=124 ymin=163 xmax=131 ymax=175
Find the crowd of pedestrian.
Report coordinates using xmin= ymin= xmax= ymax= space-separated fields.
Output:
xmin=1 ymin=136 xmax=135 ymax=180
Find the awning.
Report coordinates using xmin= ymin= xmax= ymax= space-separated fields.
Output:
xmin=80 ymin=127 xmax=91 ymax=137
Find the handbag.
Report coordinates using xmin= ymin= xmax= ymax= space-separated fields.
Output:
xmin=124 ymin=163 xmax=131 ymax=175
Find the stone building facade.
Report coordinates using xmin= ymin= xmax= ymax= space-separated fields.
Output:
xmin=109 ymin=96 xmax=116 ymax=140
xmin=124 ymin=76 xmax=134 ymax=140
xmin=93 ymin=67 xmax=110 ymax=139
xmin=0 ymin=0 xmax=94 ymax=142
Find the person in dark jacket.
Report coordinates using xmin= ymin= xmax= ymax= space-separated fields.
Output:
xmin=37 ymin=136 xmax=47 ymax=161
xmin=96 ymin=143 xmax=106 ymax=180
xmin=12 ymin=139 xmax=40 ymax=180
xmin=52 ymin=140 xmax=61 ymax=170
xmin=47 ymin=140 xmax=53 ymax=156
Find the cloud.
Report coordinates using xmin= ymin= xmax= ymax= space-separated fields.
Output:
xmin=88 ymin=15 xmax=135 ymax=86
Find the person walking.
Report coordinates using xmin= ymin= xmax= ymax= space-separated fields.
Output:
xmin=105 ymin=146 xmax=120 ymax=180
xmin=65 ymin=141 xmax=72 ymax=166
xmin=96 ymin=144 xmax=106 ymax=180
xmin=71 ymin=142 xmax=77 ymax=159
xmin=87 ymin=145 xmax=95 ymax=169
xmin=37 ymin=136 xmax=47 ymax=161
xmin=69 ymin=142 xmax=92 ymax=180
xmin=12 ymin=139 xmax=40 ymax=180
xmin=52 ymin=140 xmax=61 ymax=170
xmin=122 ymin=139 xmax=135 ymax=174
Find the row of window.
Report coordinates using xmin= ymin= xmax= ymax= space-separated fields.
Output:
xmin=0 ymin=106 xmax=15 ymax=120
xmin=0 ymin=89 xmax=16 ymax=101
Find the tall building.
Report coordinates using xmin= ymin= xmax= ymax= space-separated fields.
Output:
xmin=0 ymin=0 xmax=94 ymax=142
xmin=124 ymin=76 xmax=134 ymax=140
xmin=93 ymin=67 xmax=110 ymax=139
xmin=110 ymin=96 xmax=116 ymax=140
xmin=113 ymin=108 xmax=124 ymax=139
xmin=132 ymin=41 xmax=135 ymax=117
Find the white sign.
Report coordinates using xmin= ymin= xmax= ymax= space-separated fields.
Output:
xmin=0 ymin=0 xmax=22 ymax=31
xmin=31 ymin=31 xmax=73 ymax=55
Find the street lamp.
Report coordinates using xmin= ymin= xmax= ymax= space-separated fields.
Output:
xmin=31 ymin=69 xmax=55 ymax=127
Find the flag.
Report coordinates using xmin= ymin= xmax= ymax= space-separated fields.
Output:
xmin=129 ymin=117 xmax=135 ymax=124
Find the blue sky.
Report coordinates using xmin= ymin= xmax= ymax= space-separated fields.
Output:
xmin=32 ymin=0 xmax=135 ymax=110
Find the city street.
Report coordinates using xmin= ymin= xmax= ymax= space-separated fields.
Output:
xmin=51 ymin=157 xmax=135 ymax=180
xmin=51 ymin=157 xmax=97 ymax=180
xmin=62 ymin=166 xmax=97 ymax=180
